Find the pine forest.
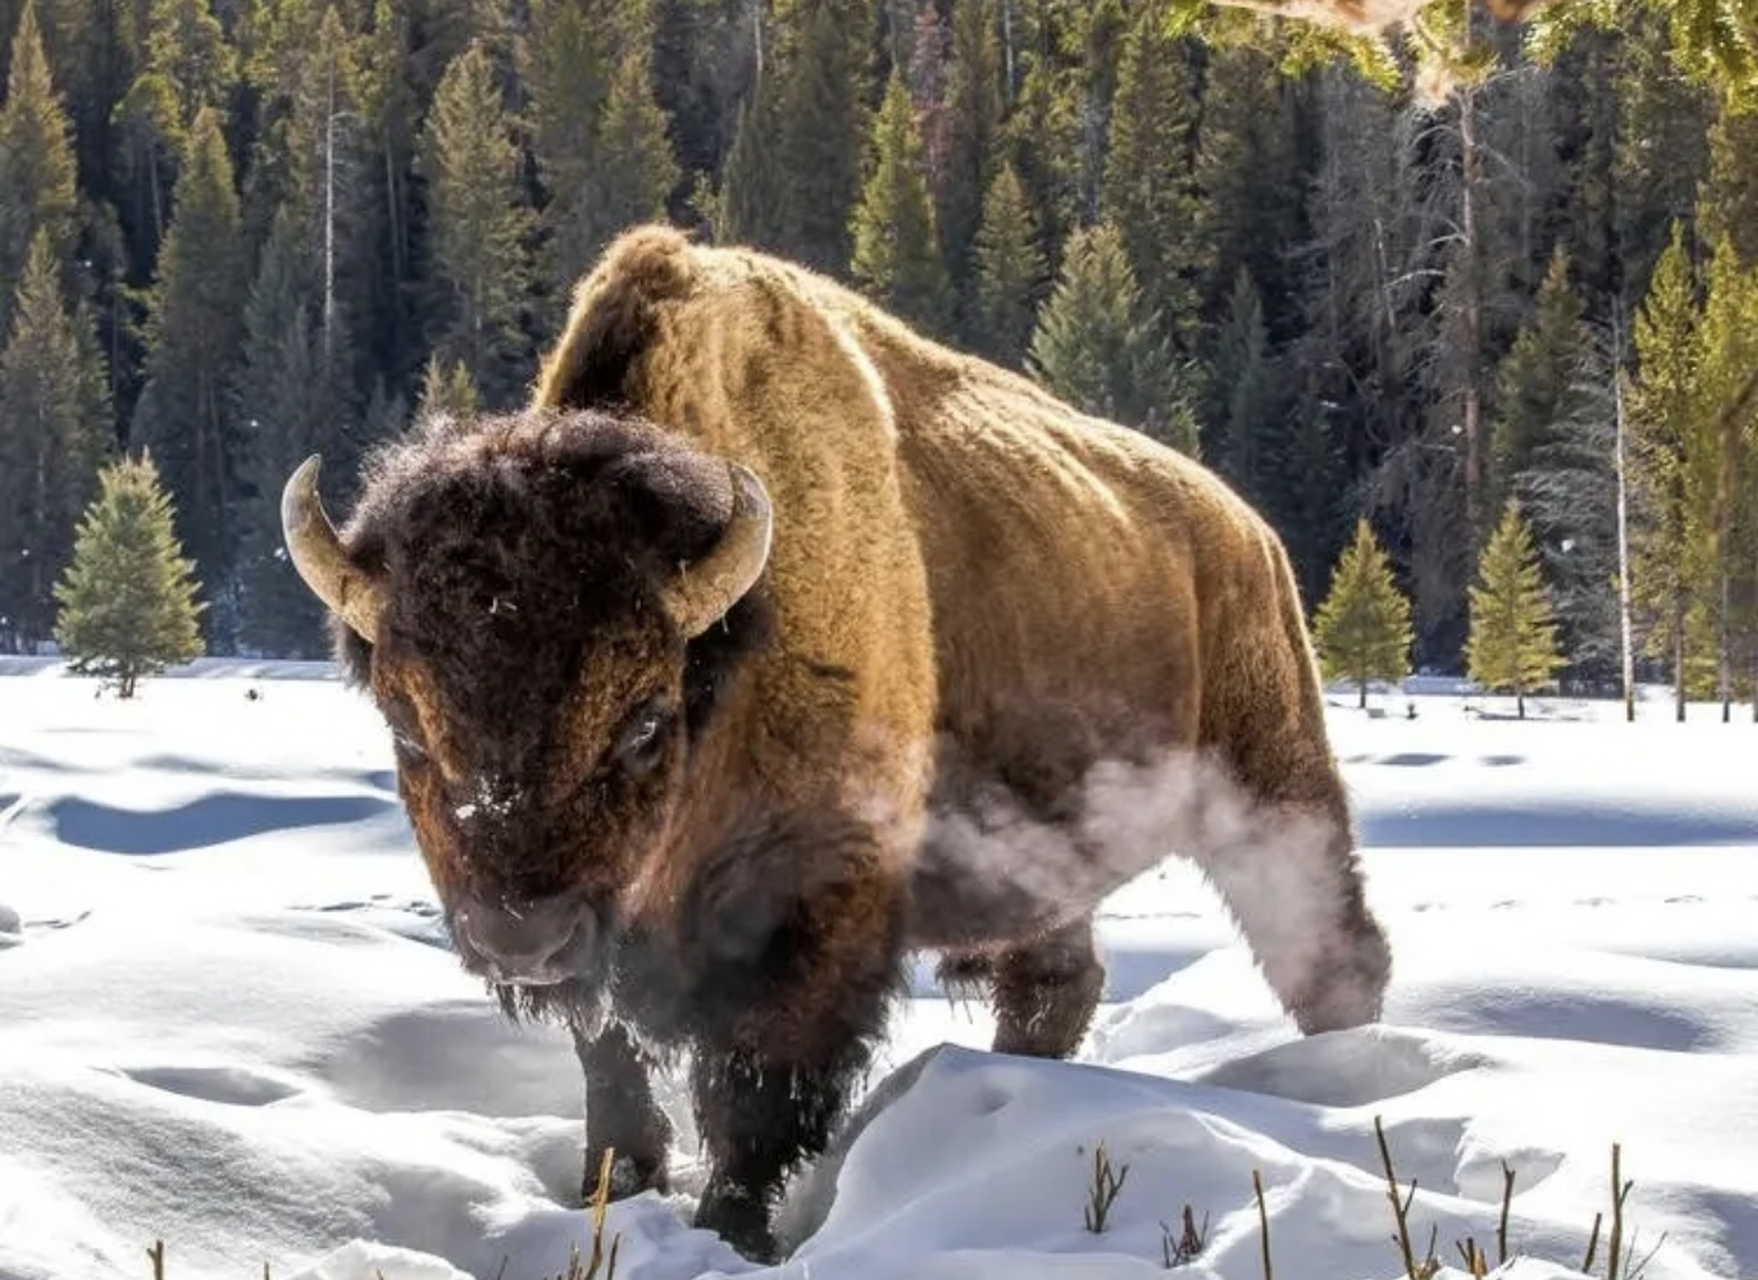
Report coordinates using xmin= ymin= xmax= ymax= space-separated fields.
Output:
xmin=1 ymin=0 xmax=1756 ymax=717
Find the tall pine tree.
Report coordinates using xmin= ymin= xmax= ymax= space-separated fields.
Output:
xmin=1629 ymin=222 xmax=1702 ymax=719
xmin=0 ymin=230 xmax=111 ymax=648
xmin=970 ymin=159 xmax=1045 ymax=367
xmin=0 ymin=0 xmax=80 ymax=325
xmin=129 ymin=105 xmax=250 ymax=648
xmin=1026 ymin=219 xmax=1175 ymax=434
xmin=849 ymin=70 xmax=953 ymax=335
xmin=417 ymin=38 xmax=534 ymax=407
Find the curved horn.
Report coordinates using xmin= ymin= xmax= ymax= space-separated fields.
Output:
xmin=659 ymin=461 xmax=774 ymax=638
xmin=281 ymin=454 xmax=386 ymax=643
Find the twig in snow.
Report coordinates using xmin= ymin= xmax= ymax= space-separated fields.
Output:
xmin=1252 ymin=1168 xmax=1273 ymax=1280
xmin=1582 ymin=1210 xmax=1604 ymax=1274
xmin=1607 ymin=1142 xmax=1632 ymax=1280
xmin=1498 ymin=1160 xmax=1516 ymax=1264
xmin=146 ymin=1241 xmax=165 ymax=1280
xmin=1623 ymin=1227 xmax=1669 ymax=1280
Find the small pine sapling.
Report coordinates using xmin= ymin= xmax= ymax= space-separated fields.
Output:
xmin=1465 ymin=499 xmax=1566 ymax=718
xmin=1311 ymin=517 xmax=1415 ymax=709
xmin=53 ymin=452 xmax=204 ymax=699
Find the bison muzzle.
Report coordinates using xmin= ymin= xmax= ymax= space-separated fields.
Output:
xmin=281 ymin=225 xmax=1392 ymax=1262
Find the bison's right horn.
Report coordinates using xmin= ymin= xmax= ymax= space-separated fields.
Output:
xmin=659 ymin=461 xmax=774 ymax=638
xmin=281 ymin=454 xmax=386 ymax=644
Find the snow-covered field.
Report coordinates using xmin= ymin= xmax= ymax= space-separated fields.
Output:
xmin=2 ymin=657 xmax=1756 ymax=1280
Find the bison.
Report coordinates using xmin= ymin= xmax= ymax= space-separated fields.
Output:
xmin=280 ymin=224 xmax=1391 ymax=1261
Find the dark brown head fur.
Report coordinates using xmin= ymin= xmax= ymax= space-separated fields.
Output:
xmin=332 ymin=405 xmax=773 ymax=987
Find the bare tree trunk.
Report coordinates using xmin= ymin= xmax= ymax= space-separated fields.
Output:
xmin=1673 ymin=597 xmax=1686 ymax=722
xmin=1458 ymin=83 xmax=1484 ymax=546
xmin=753 ymin=0 xmax=764 ymax=81
xmin=999 ymin=0 xmax=1015 ymax=98
xmin=1613 ymin=312 xmax=1635 ymax=722
xmin=1719 ymin=563 xmax=1731 ymax=723
xmin=323 ymin=53 xmax=338 ymax=363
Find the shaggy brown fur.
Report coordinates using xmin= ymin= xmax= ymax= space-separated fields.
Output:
xmin=306 ymin=223 xmax=1390 ymax=1262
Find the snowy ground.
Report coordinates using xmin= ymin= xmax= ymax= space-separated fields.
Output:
xmin=2 ymin=658 xmax=1756 ymax=1280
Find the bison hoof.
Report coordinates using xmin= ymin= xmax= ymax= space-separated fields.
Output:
xmin=694 ymin=1184 xmax=779 ymax=1263
xmin=583 ymin=1146 xmax=669 ymax=1204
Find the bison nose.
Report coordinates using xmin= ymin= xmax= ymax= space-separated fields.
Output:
xmin=455 ymin=893 xmax=595 ymax=985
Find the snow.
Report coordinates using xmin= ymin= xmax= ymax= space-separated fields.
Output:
xmin=2 ymin=657 xmax=1756 ymax=1280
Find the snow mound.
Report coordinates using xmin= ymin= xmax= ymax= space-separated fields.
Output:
xmin=2 ymin=670 xmax=1756 ymax=1279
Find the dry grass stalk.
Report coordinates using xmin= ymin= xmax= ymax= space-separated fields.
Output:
xmin=1373 ymin=1115 xmax=1440 ymax=1280
xmin=1159 ymin=1204 xmax=1210 ymax=1267
xmin=1082 ymin=1141 xmax=1131 ymax=1234
xmin=1251 ymin=1168 xmax=1273 ymax=1280
xmin=1497 ymin=1160 xmax=1516 ymax=1264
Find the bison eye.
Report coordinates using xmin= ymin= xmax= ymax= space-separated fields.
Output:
xmin=613 ymin=700 xmax=672 ymax=775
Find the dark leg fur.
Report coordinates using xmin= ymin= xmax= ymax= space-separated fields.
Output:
xmin=608 ymin=803 xmax=908 ymax=1261
xmin=573 ymin=1020 xmax=674 ymax=1201
xmin=990 ymin=917 xmax=1106 ymax=1058
xmin=689 ymin=1043 xmax=874 ymax=1261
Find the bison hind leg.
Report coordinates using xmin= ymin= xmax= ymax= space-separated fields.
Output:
xmin=990 ymin=917 xmax=1106 ymax=1058
xmin=1193 ymin=798 xmax=1391 ymax=1036
xmin=936 ymin=919 xmax=1105 ymax=1060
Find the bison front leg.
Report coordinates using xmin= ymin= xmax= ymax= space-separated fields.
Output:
xmin=572 ymin=1020 xmax=673 ymax=1202
xmin=679 ymin=811 xmax=909 ymax=1261
xmin=689 ymin=1041 xmax=872 ymax=1260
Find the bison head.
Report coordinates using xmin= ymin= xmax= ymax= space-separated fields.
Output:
xmin=280 ymin=410 xmax=774 ymax=1013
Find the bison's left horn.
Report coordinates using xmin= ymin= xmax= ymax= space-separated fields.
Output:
xmin=281 ymin=454 xmax=386 ymax=644
xmin=660 ymin=461 xmax=774 ymax=638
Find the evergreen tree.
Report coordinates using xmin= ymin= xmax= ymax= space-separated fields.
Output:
xmin=585 ymin=53 xmax=681 ymax=264
xmin=1466 ymin=498 xmax=1566 ymax=719
xmin=522 ymin=0 xmax=677 ymax=321
xmin=417 ymin=38 xmax=534 ymax=406
xmin=769 ymin=0 xmax=867 ymax=275
xmin=1311 ymin=516 xmax=1414 ymax=709
xmin=935 ymin=0 xmax=1003 ymax=332
xmin=417 ymin=352 xmax=479 ymax=420
xmin=1608 ymin=8 xmax=1713 ymax=307
xmin=1514 ymin=322 xmax=1622 ymax=691
xmin=1100 ymin=2 xmax=1201 ymax=356
xmin=0 ymin=229 xmax=112 ymax=648
xmin=1491 ymin=248 xmax=1587 ymax=515
xmin=849 ymin=70 xmax=952 ymax=334
xmin=1191 ymin=37 xmax=1304 ymax=337
xmin=1210 ymin=267 xmax=1280 ymax=513
xmin=129 ymin=105 xmax=250 ymax=647
xmin=1629 ymin=222 xmax=1701 ymax=720
xmin=233 ymin=216 xmax=335 ymax=658
xmin=1026 ymin=219 xmax=1174 ymax=432
xmin=520 ymin=0 xmax=613 ymax=299
xmin=970 ymin=159 xmax=1046 ymax=366
xmin=112 ymin=0 xmax=238 ymax=268
xmin=717 ymin=86 xmax=788 ymax=250
xmin=1682 ymin=233 xmax=1758 ymax=720
xmin=53 ymin=450 xmax=205 ymax=697
xmin=0 ymin=0 xmax=80 ymax=325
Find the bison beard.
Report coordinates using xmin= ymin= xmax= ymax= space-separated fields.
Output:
xmin=279 ymin=224 xmax=1392 ymax=1265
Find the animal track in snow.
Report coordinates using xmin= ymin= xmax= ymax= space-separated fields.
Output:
xmin=117 ymin=1063 xmax=303 ymax=1108
xmin=1195 ymin=1025 xmax=1488 ymax=1108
